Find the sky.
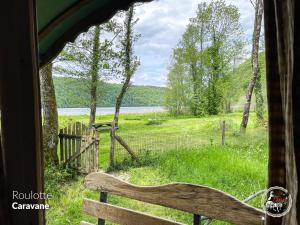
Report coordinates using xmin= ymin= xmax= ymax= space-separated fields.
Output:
xmin=128 ymin=0 xmax=256 ymax=87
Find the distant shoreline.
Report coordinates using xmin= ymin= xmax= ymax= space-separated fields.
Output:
xmin=57 ymin=106 xmax=166 ymax=116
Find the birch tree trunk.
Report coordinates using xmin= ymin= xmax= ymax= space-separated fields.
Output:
xmin=89 ymin=25 xmax=100 ymax=127
xmin=40 ymin=63 xmax=59 ymax=164
xmin=240 ymin=0 xmax=264 ymax=132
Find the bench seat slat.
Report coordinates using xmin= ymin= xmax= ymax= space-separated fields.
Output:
xmin=83 ymin=199 xmax=186 ymax=225
xmin=85 ymin=172 xmax=265 ymax=225
xmin=80 ymin=222 xmax=94 ymax=225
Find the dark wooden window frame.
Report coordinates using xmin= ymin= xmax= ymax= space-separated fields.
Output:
xmin=0 ymin=0 xmax=298 ymax=224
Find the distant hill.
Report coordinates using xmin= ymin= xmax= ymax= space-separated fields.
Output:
xmin=53 ymin=77 xmax=166 ymax=108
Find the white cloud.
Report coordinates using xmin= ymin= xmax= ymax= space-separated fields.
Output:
xmin=131 ymin=0 xmax=256 ymax=86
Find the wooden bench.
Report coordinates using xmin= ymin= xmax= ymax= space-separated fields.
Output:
xmin=81 ymin=172 xmax=265 ymax=225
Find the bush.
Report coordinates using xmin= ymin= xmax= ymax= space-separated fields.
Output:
xmin=44 ymin=164 xmax=77 ymax=197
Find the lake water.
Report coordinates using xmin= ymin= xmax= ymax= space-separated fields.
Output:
xmin=57 ymin=106 xmax=166 ymax=116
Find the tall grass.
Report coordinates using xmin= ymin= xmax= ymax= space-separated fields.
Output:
xmin=47 ymin=112 xmax=268 ymax=225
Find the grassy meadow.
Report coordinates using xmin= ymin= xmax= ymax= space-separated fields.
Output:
xmin=46 ymin=112 xmax=268 ymax=225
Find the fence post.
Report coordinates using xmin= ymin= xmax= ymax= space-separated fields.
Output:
xmin=98 ymin=192 xmax=108 ymax=225
xmin=193 ymin=214 xmax=202 ymax=225
xmin=96 ymin=131 xmax=100 ymax=170
xmin=75 ymin=122 xmax=81 ymax=169
xmin=109 ymin=121 xmax=116 ymax=168
xmin=221 ymin=120 xmax=226 ymax=146
xmin=59 ymin=129 xmax=64 ymax=163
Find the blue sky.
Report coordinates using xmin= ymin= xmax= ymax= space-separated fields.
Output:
xmin=130 ymin=0 xmax=256 ymax=87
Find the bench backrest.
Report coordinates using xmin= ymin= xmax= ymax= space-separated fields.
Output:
xmin=82 ymin=172 xmax=264 ymax=225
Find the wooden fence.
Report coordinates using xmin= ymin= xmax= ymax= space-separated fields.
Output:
xmin=93 ymin=121 xmax=138 ymax=168
xmin=59 ymin=122 xmax=99 ymax=174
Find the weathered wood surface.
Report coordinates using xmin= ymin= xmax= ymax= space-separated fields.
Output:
xmin=83 ymin=199 xmax=185 ymax=225
xmin=93 ymin=121 xmax=113 ymax=128
xmin=85 ymin=173 xmax=264 ymax=225
xmin=0 ymin=0 xmax=44 ymax=224
xmin=80 ymin=221 xmax=94 ymax=225
xmin=59 ymin=122 xmax=99 ymax=173
xmin=59 ymin=128 xmax=64 ymax=162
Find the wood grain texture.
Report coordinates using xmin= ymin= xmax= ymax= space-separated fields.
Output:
xmin=83 ymin=199 xmax=185 ymax=225
xmin=0 ymin=0 xmax=44 ymax=224
xmin=85 ymin=172 xmax=265 ymax=225
xmin=80 ymin=221 xmax=94 ymax=225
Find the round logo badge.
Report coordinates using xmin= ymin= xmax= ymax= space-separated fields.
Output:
xmin=262 ymin=186 xmax=292 ymax=217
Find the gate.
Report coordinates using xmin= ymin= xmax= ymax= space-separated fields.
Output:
xmin=59 ymin=122 xmax=99 ymax=174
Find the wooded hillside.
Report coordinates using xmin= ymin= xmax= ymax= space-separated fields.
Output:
xmin=53 ymin=77 xmax=166 ymax=108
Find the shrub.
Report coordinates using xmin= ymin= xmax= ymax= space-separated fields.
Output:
xmin=44 ymin=164 xmax=77 ymax=197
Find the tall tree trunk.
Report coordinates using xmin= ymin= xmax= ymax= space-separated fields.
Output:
xmin=114 ymin=6 xmax=134 ymax=126
xmin=240 ymin=0 xmax=263 ymax=132
xmin=208 ymin=32 xmax=221 ymax=115
xmin=254 ymin=62 xmax=264 ymax=124
xmin=40 ymin=63 xmax=59 ymax=164
xmin=191 ymin=63 xmax=199 ymax=116
xmin=89 ymin=25 xmax=101 ymax=127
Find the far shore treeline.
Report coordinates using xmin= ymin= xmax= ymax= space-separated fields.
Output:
xmin=54 ymin=53 xmax=266 ymax=110
xmin=54 ymin=76 xmax=166 ymax=108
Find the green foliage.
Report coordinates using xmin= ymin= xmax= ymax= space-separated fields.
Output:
xmin=44 ymin=164 xmax=76 ymax=197
xmin=53 ymin=76 xmax=166 ymax=107
xmin=165 ymin=1 xmax=244 ymax=116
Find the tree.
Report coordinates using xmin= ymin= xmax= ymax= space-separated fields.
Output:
xmin=89 ymin=26 xmax=101 ymax=126
xmin=254 ymin=59 xmax=264 ymax=124
xmin=165 ymin=1 xmax=243 ymax=116
xmin=165 ymin=57 xmax=188 ymax=115
xmin=205 ymin=0 xmax=243 ymax=115
xmin=40 ymin=63 xmax=59 ymax=164
xmin=240 ymin=0 xmax=264 ymax=132
xmin=54 ymin=22 xmax=120 ymax=126
xmin=114 ymin=6 xmax=140 ymax=125
xmin=221 ymin=41 xmax=245 ymax=113
xmin=176 ymin=3 xmax=210 ymax=116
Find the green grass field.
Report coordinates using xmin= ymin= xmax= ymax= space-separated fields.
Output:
xmin=46 ymin=112 xmax=268 ymax=225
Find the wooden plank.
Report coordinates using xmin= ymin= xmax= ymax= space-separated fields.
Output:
xmin=85 ymin=173 xmax=265 ymax=225
xmin=82 ymin=123 xmax=87 ymax=172
xmin=81 ymin=221 xmax=94 ymax=225
xmin=98 ymin=192 xmax=108 ymax=225
xmin=91 ymin=143 xmax=94 ymax=172
xmin=72 ymin=123 xmax=76 ymax=166
xmin=58 ymin=133 xmax=82 ymax=139
xmin=59 ymin=129 xmax=64 ymax=162
xmin=87 ymin=145 xmax=90 ymax=173
xmin=96 ymin=136 xmax=100 ymax=169
xmin=83 ymin=199 xmax=185 ymax=225
xmin=64 ymin=139 xmax=94 ymax=165
xmin=76 ymin=122 xmax=82 ymax=168
xmin=68 ymin=123 xmax=72 ymax=162
xmin=64 ymin=127 xmax=68 ymax=161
